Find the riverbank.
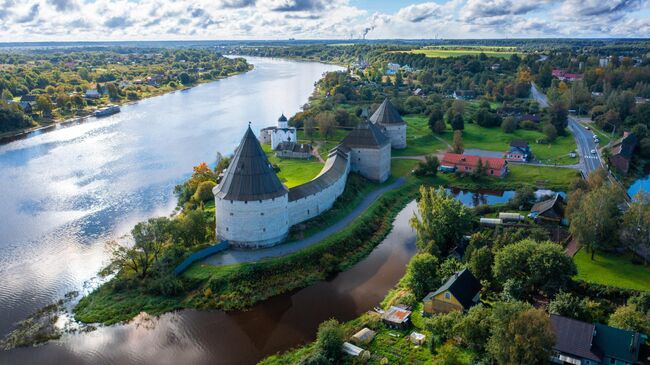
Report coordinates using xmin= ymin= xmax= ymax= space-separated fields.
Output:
xmin=0 ymin=66 xmax=253 ymax=143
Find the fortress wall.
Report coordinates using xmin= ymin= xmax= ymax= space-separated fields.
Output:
xmin=349 ymin=144 xmax=391 ymax=183
xmin=215 ymin=195 xmax=289 ymax=248
xmin=288 ymin=152 xmax=350 ymax=226
xmin=383 ymin=124 xmax=407 ymax=149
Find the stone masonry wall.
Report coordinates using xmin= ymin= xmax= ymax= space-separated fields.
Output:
xmin=349 ymin=144 xmax=391 ymax=182
xmin=215 ymin=195 xmax=289 ymax=248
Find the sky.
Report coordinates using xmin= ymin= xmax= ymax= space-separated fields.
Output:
xmin=0 ymin=0 xmax=649 ymax=42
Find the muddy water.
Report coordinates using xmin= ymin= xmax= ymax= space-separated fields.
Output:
xmin=1 ymin=201 xmax=418 ymax=365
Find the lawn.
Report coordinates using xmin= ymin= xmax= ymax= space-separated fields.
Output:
xmin=440 ymin=123 xmax=578 ymax=165
xmin=394 ymin=115 xmax=448 ymax=157
xmin=401 ymin=46 xmax=518 ymax=59
xmin=262 ymin=144 xmax=324 ymax=187
xmin=507 ymin=164 xmax=579 ymax=189
xmin=574 ymin=249 xmax=650 ymax=292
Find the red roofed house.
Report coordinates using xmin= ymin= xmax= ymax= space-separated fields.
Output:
xmin=440 ymin=153 xmax=508 ymax=177
xmin=551 ymin=69 xmax=583 ymax=81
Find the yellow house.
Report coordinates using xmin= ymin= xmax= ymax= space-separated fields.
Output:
xmin=423 ymin=269 xmax=481 ymax=315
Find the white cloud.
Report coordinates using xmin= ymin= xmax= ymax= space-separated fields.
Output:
xmin=0 ymin=0 xmax=647 ymax=41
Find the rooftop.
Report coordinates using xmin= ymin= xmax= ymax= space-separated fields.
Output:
xmin=342 ymin=121 xmax=390 ymax=149
xmin=214 ymin=126 xmax=288 ymax=201
xmin=423 ymin=268 xmax=481 ymax=309
xmin=369 ymin=98 xmax=405 ymax=125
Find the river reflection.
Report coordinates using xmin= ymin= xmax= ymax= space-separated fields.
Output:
xmin=2 ymin=201 xmax=419 ymax=365
xmin=0 ymin=57 xmax=342 ymax=338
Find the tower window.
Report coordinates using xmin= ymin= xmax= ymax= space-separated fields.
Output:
xmin=226 ymin=227 xmax=229 ymax=231
xmin=263 ymin=228 xmax=266 ymax=232
xmin=230 ymin=212 xmax=234 ymax=216
xmin=261 ymin=212 xmax=264 ymax=216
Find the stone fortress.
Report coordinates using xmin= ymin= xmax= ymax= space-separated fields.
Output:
xmin=212 ymin=98 xmax=407 ymax=248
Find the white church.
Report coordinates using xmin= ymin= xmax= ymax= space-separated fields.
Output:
xmin=259 ymin=114 xmax=297 ymax=150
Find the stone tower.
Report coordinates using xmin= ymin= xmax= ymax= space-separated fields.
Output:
xmin=369 ymin=98 xmax=407 ymax=149
xmin=342 ymin=121 xmax=391 ymax=183
xmin=213 ymin=126 xmax=289 ymax=247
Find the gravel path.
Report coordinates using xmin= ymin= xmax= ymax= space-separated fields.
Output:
xmin=202 ymin=177 xmax=406 ymax=266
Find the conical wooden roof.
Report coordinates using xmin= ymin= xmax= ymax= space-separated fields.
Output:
xmin=214 ymin=126 xmax=288 ymax=201
xmin=369 ymin=98 xmax=405 ymax=125
xmin=342 ymin=120 xmax=390 ymax=149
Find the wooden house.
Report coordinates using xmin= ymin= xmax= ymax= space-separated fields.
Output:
xmin=529 ymin=194 xmax=565 ymax=225
xmin=423 ymin=269 xmax=481 ymax=315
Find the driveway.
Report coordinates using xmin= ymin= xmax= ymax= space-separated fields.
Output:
xmin=202 ymin=177 xmax=406 ymax=266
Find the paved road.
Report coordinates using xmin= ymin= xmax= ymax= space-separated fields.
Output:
xmin=203 ymin=177 xmax=406 ymax=266
xmin=530 ymin=83 xmax=601 ymax=176
xmin=530 ymin=83 xmax=549 ymax=108
xmin=568 ymin=117 xmax=602 ymax=176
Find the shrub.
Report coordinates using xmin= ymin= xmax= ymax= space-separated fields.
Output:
xmin=193 ymin=181 xmax=216 ymax=202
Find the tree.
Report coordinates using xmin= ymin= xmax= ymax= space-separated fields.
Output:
xmin=542 ymin=123 xmax=558 ymax=141
xmin=456 ymin=304 xmax=492 ymax=354
xmin=538 ymin=63 xmax=553 ymax=89
xmin=179 ymin=72 xmax=192 ymax=85
xmin=569 ymin=184 xmax=625 ymax=259
xmin=428 ymin=105 xmax=444 ymax=134
xmin=501 ymin=116 xmax=516 ymax=133
xmin=432 ymin=343 xmax=465 ymax=365
xmin=413 ymin=155 xmax=440 ymax=177
xmin=315 ymin=111 xmax=336 ymax=139
xmin=106 ymin=82 xmax=119 ymax=100
xmin=620 ymin=191 xmax=650 ymax=262
xmin=451 ymin=113 xmax=464 ymax=131
xmin=334 ymin=109 xmax=351 ymax=126
xmin=468 ymin=246 xmax=493 ymax=284
xmin=36 ymin=95 xmax=53 ymax=117
xmin=493 ymin=240 xmax=576 ymax=298
xmin=549 ymin=291 xmax=592 ymax=322
xmin=452 ymin=130 xmax=464 ymax=154
xmin=508 ymin=186 xmax=536 ymax=209
xmin=315 ymin=319 xmax=344 ymax=361
xmin=488 ymin=302 xmax=555 ymax=365
xmin=303 ymin=118 xmax=316 ymax=141
xmin=1 ymin=89 xmax=13 ymax=101
xmin=410 ymin=186 xmax=474 ymax=255
xmin=549 ymin=102 xmax=568 ymax=136
xmin=405 ymin=253 xmax=439 ymax=298
xmin=608 ymin=305 xmax=650 ymax=334
xmin=104 ymin=218 xmax=170 ymax=279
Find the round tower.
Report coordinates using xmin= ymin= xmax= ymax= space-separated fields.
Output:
xmin=213 ymin=126 xmax=289 ymax=248
xmin=369 ymin=98 xmax=407 ymax=149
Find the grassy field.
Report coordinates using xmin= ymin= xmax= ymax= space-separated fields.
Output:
xmin=574 ymin=249 xmax=650 ymax=292
xmin=440 ymin=123 xmax=578 ymax=165
xmin=402 ymin=46 xmax=518 ymax=59
xmin=391 ymin=158 xmax=577 ymax=190
xmin=262 ymin=144 xmax=324 ymax=187
xmin=394 ymin=115 xmax=448 ymax=157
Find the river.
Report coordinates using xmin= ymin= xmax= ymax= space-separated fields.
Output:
xmin=0 ymin=57 xmax=341 ymax=339
xmin=0 ymin=55 xmax=557 ymax=364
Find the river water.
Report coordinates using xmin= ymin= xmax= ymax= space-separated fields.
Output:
xmin=0 ymin=57 xmax=340 ymax=339
xmin=0 ymin=55 xmax=558 ymax=364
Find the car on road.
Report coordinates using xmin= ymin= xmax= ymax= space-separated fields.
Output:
xmin=591 ymin=149 xmax=596 ymax=154
xmin=570 ymin=152 xmax=577 ymax=158
xmin=585 ymin=126 xmax=590 ymax=130
xmin=594 ymin=138 xmax=600 ymax=144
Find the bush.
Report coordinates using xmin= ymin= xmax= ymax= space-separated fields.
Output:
xmin=193 ymin=181 xmax=216 ymax=202
xmin=520 ymin=120 xmax=537 ymax=130
xmin=501 ymin=117 xmax=516 ymax=133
